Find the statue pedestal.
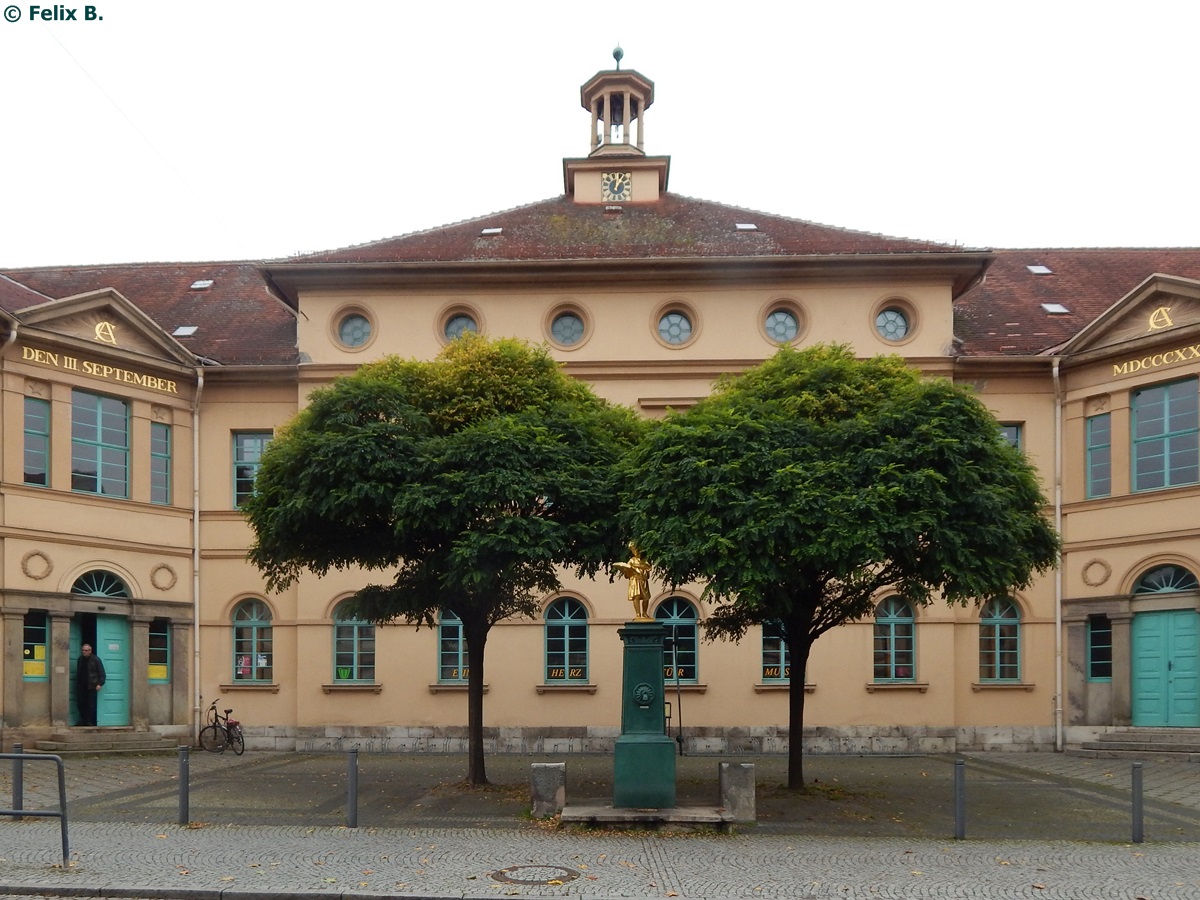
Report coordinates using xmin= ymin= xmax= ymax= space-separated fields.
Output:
xmin=613 ymin=621 xmax=676 ymax=809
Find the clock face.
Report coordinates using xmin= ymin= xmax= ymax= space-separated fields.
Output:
xmin=602 ymin=171 xmax=631 ymax=201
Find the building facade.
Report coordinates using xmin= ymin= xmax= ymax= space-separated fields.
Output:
xmin=1 ymin=61 xmax=1197 ymax=753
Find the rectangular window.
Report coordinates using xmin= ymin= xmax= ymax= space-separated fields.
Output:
xmin=23 ymin=611 xmax=49 ymax=680
xmin=150 ymin=422 xmax=171 ymax=505
xmin=148 ymin=619 xmax=170 ymax=682
xmin=1086 ymin=413 xmax=1112 ymax=498
xmin=233 ymin=432 xmax=271 ymax=507
xmin=1087 ymin=615 xmax=1112 ymax=681
xmin=1132 ymin=378 xmax=1199 ymax=492
xmin=71 ymin=390 xmax=129 ymax=497
xmin=439 ymin=610 xmax=468 ymax=683
xmin=999 ymin=423 xmax=1022 ymax=451
xmin=761 ymin=621 xmax=790 ymax=682
xmin=24 ymin=397 xmax=50 ymax=486
xmin=334 ymin=621 xmax=376 ymax=682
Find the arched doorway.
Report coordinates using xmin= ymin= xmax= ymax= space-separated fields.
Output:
xmin=1131 ymin=565 xmax=1199 ymax=727
xmin=69 ymin=571 xmax=131 ymax=727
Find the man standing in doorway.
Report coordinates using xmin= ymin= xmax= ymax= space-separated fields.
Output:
xmin=75 ymin=643 xmax=106 ymax=726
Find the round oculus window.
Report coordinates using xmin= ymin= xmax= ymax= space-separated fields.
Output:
xmin=337 ymin=313 xmax=371 ymax=348
xmin=444 ymin=314 xmax=478 ymax=340
xmin=764 ymin=309 xmax=799 ymax=342
xmin=551 ymin=312 xmax=585 ymax=346
xmin=658 ymin=310 xmax=693 ymax=345
xmin=875 ymin=307 xmax=910 ymax=341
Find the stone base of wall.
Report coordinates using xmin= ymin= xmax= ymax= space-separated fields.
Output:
xmin=243 ymin=724 xmax=1063 ymax=754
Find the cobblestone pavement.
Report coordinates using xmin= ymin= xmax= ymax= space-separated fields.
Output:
xmin=2 ymin=750 xmax=1200 ymax=898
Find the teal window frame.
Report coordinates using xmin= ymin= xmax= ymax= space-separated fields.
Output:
xmin=979 ymin=598 xmax=1021 ymax=682
xmin=1086 ymin=615 xmax=1112 ymax=681
xmin=873 ymin=597 xmax=916 ymax=681
xmin=544 ymin=598 xmax=589 ymax=683
xmin=438 ymin=609 xmax=468 ymax=683
xmin=1131 ymin=378 xmax=1199 ymax=492
xmin=761 ymin=621 xmax=790 ymax=683
xmin=72 ymin=570 xmax=130 ymax=597
xmin=998 ymin=423 xmax=1022 ymax=451
xmin=150 ymin=421 xmax=171 ymax=505
xmin=24 ymin=396 xmax=50 ymax=487
xmin=655 ymin=596 xmax=698 ymax=683
xmin=333 ymin=601 xmax=376 ymax=682
xmin=71 ymin=389 xmax=128 ymax=497
xmin=23 ymin=610 xmax=49 ymax=682
xmin=148 ymin=619 xmax=171 ymax=684
xmin=233 ymin=598 xmax=273 ymax=682
xmin=1086 ymin=413 xmax=1112 ymax=498
xmin=233 ymin=431 xmax=271 ymax=508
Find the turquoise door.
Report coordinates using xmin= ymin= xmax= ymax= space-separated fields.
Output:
xmin=94 ymin=615 xmax=130 ymax=726
xmin=1132 ymin=610 xmax=1200 ymax=727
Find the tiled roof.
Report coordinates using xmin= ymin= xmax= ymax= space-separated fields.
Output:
xmin=290 ymin=194 xmax=975 ymax=264
xmin=0 ymin=273 xmax=53 ymax=311
xmin=954 ymin=249 xmax=1200 ymax=356
xmin=0 ymin=263 xmax=298 ymax=366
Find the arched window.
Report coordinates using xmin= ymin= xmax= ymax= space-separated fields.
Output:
xmin=72 ymin=570 xmax=129 ymax=597
xmin=332 ymin=600 xmax=375 ymax=683
xmin=655 ymin=596 xmax=698 ymax=683
xmin=1134 ymin=564 xmax=1199 ymax=594
xmin=873 ymin=597 xmax=915 ymax=681
xmin=544 ymin=598 xmax=588 ymax=683
xmin=232 ymin=598 xmax=272 ymax=682
xmin=979 ymin=598 xmax=1020 ymax=682
xmin=761 ymin=621 xmax=790 ymax=683
xmin=438 ymin=609 xmax=467 ymax=683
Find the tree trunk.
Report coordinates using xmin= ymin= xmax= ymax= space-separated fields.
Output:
xmin=787 ymin=638 xmax=813 ymax=790
xmin=465 ymin=620 xmax=490 ymax=785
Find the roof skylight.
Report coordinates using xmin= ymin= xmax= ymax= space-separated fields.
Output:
xmin=1041 ymin=303 xmax=1070 ymax=314
xmin=735 ymin=223 xmax=758 ymax=231
xmin=173 ymin=325 xmax=199 ymax=336
xmin=1026 ymin=265 xmax=1053 ymax=275
xmin=480 ymin=227 xmax=503 ymax=236
xmin=189 ymin=279 xmax=214 ymax=290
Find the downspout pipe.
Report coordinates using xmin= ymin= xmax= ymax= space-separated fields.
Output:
xmin=1052 ymin=357 xmax=1064 ymax=752
xmin=192 ymin=369 xmax=205 ymax=745
xmin=0 ymin=322 xmax=19 ymax=357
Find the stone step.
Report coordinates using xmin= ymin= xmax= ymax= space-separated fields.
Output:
xmin=31 ymin=737 xmax=182 ymax=755
xmin=1067 ymin=745 xmax=1200 ymax=761
xmin=1093 ymin=728 xmax=1200 ymax=744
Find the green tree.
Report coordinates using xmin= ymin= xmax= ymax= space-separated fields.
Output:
xmin=620 ymin=345 xmax=1059 ymax=789
xmin=245 ymin=334 xmax=642 ymax=784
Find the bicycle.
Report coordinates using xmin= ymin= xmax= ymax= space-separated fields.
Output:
xmin=198 ymin=699 xmax=245 ymax=755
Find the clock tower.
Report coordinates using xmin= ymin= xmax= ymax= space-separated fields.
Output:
xmin=564 ymin=48 xmax=671 ymax=204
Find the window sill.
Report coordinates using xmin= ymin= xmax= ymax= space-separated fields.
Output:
xmin=322 ymin=683 xmax=382 ymax=694
xmin=754 ymin=683 xmax=816 ymax=693
xmin=536 ymin=684 xmax=597 ymax=694
xmin=972 ymin=682 xmax=1034 ymax=692
xmin=865 ymin=682 xmax=929 ymax=693
xmin=662 ymin=683 xmax=707 ymax=693
xmin=219 ymin=682 xmax=280 ymax=693
xmin=428 ymin=683 xmax=489 ymax=694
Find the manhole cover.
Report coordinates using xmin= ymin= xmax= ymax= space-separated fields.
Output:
xmin=491 ymin=865 xmax=581 ymax=885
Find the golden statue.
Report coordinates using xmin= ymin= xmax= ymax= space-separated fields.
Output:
xmin=614 ymin=542 xmax=653 ymax=621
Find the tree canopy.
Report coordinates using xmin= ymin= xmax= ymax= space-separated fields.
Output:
xmin=620 ymin=344 xmax=1059 ymax=788
xmin=245 ymin=334 xmax=642 ymax=784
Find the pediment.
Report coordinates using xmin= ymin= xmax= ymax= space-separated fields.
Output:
xmin=15 ymin=288 xmax=196 ymax=366
xmin=1062 ymin=274 xmax=1200 ymax=358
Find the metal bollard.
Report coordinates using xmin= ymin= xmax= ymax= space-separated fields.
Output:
xmin=12 ymin=742 xmax=23 ymax=822
xmin=954 ymin=757 xmax=966 ymax=840
xmin=1131 ymin=762 xmax=1144 ymax=844
xmin=178 ymin=746 xmax=190 ymax=825
xmin=347 ymin=748 xmax=359 ymax=828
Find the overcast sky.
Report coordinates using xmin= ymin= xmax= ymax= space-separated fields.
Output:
xmin=2 ymin=1 xmax=1197 ymax=269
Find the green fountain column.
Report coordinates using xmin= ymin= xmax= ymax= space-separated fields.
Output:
xmin=613 ymin=621 xmax=676 ymax=808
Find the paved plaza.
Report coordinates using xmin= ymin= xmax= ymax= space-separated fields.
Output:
xmin=2 ymin=750 xmax=1200 ymax=898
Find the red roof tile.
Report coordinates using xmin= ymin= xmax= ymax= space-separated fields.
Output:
xmin=954 ymin=249 xmax=1200 ymax=356
xmin=291 ymin=194 xmax=973 ymax=264
xmin=0 ymin=263 xmax=298 ymax=366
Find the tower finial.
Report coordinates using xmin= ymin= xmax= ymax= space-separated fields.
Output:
xmin=613 ymin=45 xmax=624 ymax=70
